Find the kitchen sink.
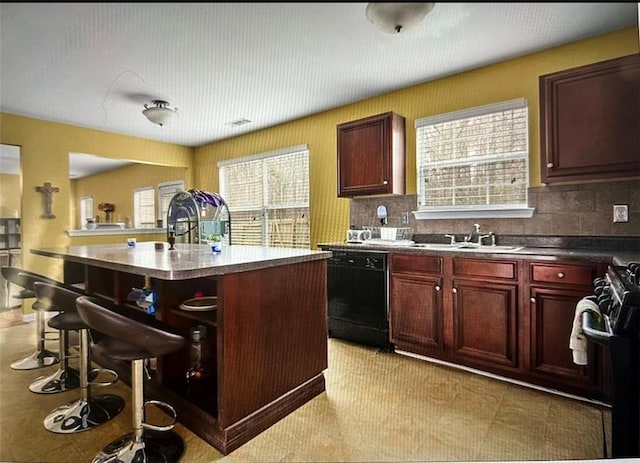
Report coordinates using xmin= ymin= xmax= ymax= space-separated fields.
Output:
xmin=409 ymin=243 xmax=525 ymax=253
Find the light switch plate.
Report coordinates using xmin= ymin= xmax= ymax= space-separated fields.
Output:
xmin=401 ymin=211 xmax=410 ymax=225
xmin=613 ymin=204 xmax=629 ymax=223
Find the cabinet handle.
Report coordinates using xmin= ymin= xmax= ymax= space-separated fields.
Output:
xmin=435 ymin=285 xmax=441 ymax=292
xmin=557 ymin=272 xmax=565 ymax=279
xmin=530 ymin=297 xmax=536 ymax=303
xmin=547 ymin=162 xmax=554 ymax=168
xmin=383 ymin=180 xmax=388 ymax=185
xmin=452 ymin=287 xmax=457 ymax=294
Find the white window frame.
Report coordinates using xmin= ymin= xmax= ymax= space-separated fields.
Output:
xmin=157 ymin=180 xmax=184 ymax=227
xmin=79 ymin=196 xmax=94 ymax=229
xmin=133 ymin=186 xmax=156 ymax=228
xmin=218 ymin=144 xmax=310 ymax=249
xmin=414 ymin=98 xmax=535 ymax=220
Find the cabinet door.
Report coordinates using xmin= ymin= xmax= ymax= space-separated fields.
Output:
xmin=389 ymin=273 xmax=443 ymax=356
xmin=337 ymin=112 xmax=405 ymax=197
xmin=451 ymin=279 xmax=519 ymax=370
xmin=528 ymin=286 xmax=599 ymax=394
xmin=540 ymin=54 xmax=640 ymax=183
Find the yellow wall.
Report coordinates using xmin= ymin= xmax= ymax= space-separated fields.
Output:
xmin=192 ymin=27 xmax=638 ymax=249
xmin=71 ymin=163 xmax=188 ymax=229
xmin=0 ymin=114 xmax=193 ymax=280
xmin=0 ymin=173 xmax=20 ymax=217
xmin=0 ymin=27 xmax=637 ymax=280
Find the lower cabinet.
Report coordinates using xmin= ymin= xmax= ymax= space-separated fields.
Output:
xmin=389 ymin=253 xmax=444 ymax=356
xmin=526 ymin=261 xmax=609 ymax=401
xmin=390 ymin=254 xmax=521 ymax=376
xmin=389 ymin=252 xmax=610 ymax=402
xmin=451 ymin=278 xmax=519 ymax=371
xmin=389 ymin=272 xmax=444 ymax=356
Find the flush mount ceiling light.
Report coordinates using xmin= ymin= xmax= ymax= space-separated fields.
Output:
xmin=142 ymin=100 xmax=178 ymax=127
xmin=365 ymin=2 xmax=435 ymax=34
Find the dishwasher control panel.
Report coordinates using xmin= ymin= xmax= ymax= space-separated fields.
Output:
xmin=328 ymin=250 xmax=387 ymax=270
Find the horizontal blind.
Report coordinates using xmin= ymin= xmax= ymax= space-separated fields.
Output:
xmin=416 ymin=99 xmax=529 ymax=209
xmin=220 ymin=145 xmax=310 ymax=248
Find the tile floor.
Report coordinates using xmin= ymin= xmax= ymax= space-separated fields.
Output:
xmin=0 ymin=313 xmax=609 ymax=462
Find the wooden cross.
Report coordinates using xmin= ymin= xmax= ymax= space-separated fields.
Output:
xmin=36 ymin=182 xmax=60 ymax=218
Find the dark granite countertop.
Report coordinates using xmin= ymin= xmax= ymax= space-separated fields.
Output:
xmin=319 ymin=235 xmax=640 ymax=266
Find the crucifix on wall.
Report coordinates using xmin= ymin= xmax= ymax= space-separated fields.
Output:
xmin=36 ymin=182 xmax=60 ymax=218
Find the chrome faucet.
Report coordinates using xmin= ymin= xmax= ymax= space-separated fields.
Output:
xmin=444 ymin=234 xmax=457 ymax=244
xmin=465 ymin=224 xmax=480 ymax=244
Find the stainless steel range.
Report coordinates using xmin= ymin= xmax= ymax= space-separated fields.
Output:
xmin=582 ymin=262 xmax=640 ymax=458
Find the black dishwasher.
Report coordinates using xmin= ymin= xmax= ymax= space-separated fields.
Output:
xmin=327 ymin=249 xmax=390 ymax=350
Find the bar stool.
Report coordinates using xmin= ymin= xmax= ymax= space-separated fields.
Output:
xmin=29 ymin=282 xmax=83 ymax=393
xmin=77 ymin=296 xmax=186 ymax=463
xmin=42 ymin=286 xmax=125 ymax=433
xmin=2 ymin=267 xmax=61 ymax=370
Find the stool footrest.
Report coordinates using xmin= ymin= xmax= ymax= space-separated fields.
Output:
xmin=88 ymin=368 xmax=119 ymax=387
xmin=142 ymin=400 xmax=178 ymax=432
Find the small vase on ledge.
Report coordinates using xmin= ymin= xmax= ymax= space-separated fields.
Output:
xmin=168 ymin=231 xmax=176 ymax=250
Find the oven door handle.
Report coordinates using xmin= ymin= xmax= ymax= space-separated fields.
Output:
xmin=581 ymin=311 xmax=612 ymax=346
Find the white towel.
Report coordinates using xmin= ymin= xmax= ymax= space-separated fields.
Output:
xmin=569 ymin=297 xmax=601 ymax=365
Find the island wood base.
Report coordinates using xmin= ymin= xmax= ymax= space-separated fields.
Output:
xmin=35 ymin=244 xmax=330 ymax=455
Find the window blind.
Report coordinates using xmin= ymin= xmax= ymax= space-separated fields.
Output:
xmin=219 ymin=145 xmax=310 ymax=249
xmin=133 ymin=187 xmax=155 ymax=228
xmin=415 ymin=98 xmax=529 ymax=211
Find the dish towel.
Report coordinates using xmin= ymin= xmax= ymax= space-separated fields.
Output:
xmin=569 ymin=297 xmax=601 ymax=365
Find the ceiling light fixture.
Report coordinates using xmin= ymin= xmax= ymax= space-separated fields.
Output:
xmin=142 ymin=100 xmax=178 ymax=127
xmin=365 ymin=3 xmax=435 ymax=34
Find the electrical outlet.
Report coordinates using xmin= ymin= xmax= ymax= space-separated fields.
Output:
xmin=401 ymin=211 xmax=410 ymax=225
xmin=613 ymin=204 xmax=629 ymax=223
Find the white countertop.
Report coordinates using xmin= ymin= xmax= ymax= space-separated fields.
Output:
xmin=32 ymin=242 xmax=331 ymax=280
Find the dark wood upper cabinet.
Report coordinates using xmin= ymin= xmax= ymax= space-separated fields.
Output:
xmin=337 ymin=112 xmax=405 ymax=197
xmin=539 ymin=54 xmax=640 ymax=184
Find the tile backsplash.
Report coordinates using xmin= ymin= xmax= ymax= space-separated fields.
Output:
xmin=350 ymin=179 xmax=640 ymax=237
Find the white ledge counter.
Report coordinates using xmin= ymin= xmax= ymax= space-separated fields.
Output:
xmin=31 ymin=242 xmax=330 ymax=455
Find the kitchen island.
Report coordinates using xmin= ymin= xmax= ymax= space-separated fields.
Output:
xmin=31 ymin=242 xmax=331 ymax=455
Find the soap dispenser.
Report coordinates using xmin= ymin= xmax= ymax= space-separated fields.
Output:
xmin=377 ymin=205 xmax=388 ymax=226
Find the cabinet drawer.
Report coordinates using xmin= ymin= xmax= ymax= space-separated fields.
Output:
xmin=530 ymin=262 xmax=597 ymax=287
xmin=391 ymin=253 xmax=442 ymax=274
xmin=453 ymin=258 xmax=517 ymax=280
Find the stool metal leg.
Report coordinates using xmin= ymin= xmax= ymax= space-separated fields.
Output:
xmin=10 ymin=309 xmax=59 ymax=370
xmin=29 ymin=328 xmax=79 ymax=393
xmin=92 ymin=359 xmax=184 ymax=463
xmin=44 ymin=328 xmax=124 ymax=434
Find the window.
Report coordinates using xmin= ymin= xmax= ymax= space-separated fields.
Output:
xmin=133 ymin=186 xmax=155 ymax=228
xmin=219 ymin=144 xmax=310 ymax=249
xmin=415 ymin=98 xmax=534 ymax=219
xmin=79 ymin=196 xmax=93 ymax=228
xmin=157 ymin=180 xmax=184 ymax=227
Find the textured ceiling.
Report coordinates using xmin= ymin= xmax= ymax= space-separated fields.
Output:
xmin=1 ymin=2 xmax=638 ymax=150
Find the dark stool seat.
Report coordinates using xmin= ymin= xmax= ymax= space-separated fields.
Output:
xmin=35 ymin=283 xmax=124 ymax=433
xmin=77 ymin=296 xmax=185 ymax=463
xmin=2 ymin=267 xmax=61 ymax=370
